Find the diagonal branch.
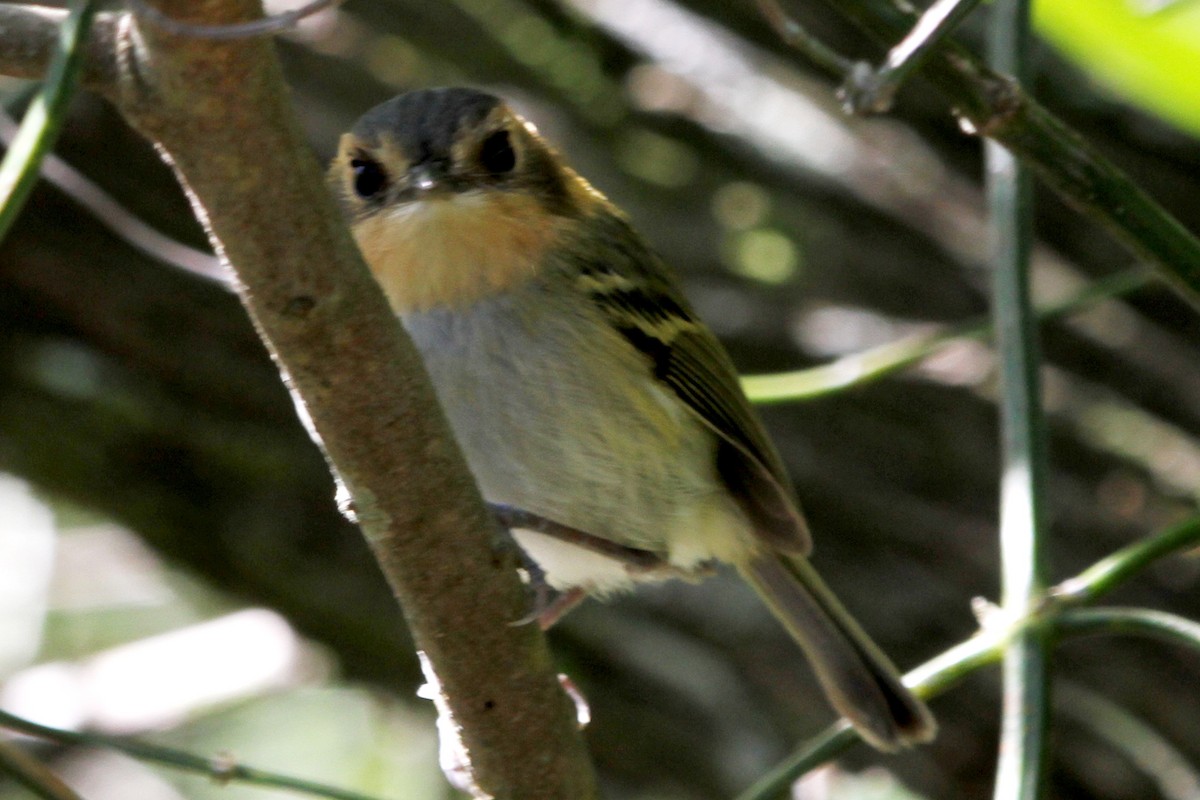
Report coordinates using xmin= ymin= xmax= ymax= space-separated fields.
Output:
xmin=0 ymin=2 xmax=597 ymax=797
xmin=741 ymin=0 xmax=1200 ymax=308
xmin=0 ymin=708 xmax=381 ymax=800
xmin=818 ymin=0 xmax=1200 ymax=309
xmin=0 ymin=739 xmax=85 ymax=800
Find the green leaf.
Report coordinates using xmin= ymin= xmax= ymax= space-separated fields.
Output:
xmin=1034 ymin=0 xmax=1200 ymax=135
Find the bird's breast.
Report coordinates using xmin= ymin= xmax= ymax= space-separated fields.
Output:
xmin=399 ymin=289 xmax=754 ymax=591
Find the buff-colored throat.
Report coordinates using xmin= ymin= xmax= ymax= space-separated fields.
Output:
xmin=352 ymin=190 xmax=567 ymax=312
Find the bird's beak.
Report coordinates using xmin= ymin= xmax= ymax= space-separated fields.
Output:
xmin=410 ymin=164 xmax=439 ymax=193
xmin=404 ymin=159 xmax=459 ymax=200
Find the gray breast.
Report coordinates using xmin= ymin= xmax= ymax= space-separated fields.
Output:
xmin=400 ymin=284 xmax=722 ymax=553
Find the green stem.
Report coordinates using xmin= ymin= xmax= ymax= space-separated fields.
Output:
xmin=1053 ymin=516 xmax=1200 ymax=605
xmin=742 ymin=268 xmax=1147 ymax=404
xmin=0 ymin=0 xmax=95 ymax=243
xmin=0 ymin=740 xmax=85 ymax=800
xmin=0 ymin=709 xmax=385 ymax=800
xmin=988 ymin=2 xmax=1050 ymax=797
xmin=1057 ymin=607 xmax=1200 ymax=653
xmin=734 ymin=510 xmax=1200 ymax=800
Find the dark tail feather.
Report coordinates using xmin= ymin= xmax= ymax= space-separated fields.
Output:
xmin=740 ymin=553 xmax=936 ymax=751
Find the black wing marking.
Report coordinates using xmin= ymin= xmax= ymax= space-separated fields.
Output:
xmin=572 ymin=216 xmax=810 ymax=553
xmin=660 ymin=327 xmax=810 ymax=553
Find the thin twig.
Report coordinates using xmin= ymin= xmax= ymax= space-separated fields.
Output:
xmin=0 ymin=709 xmax=382 ymax=800
xmin=754 ymin=0 xmax=856 ymax=76
xmin=1054 ymin=516 xmax=1200 ymax=604
xmin=840 ymin=0 xmax=988 ymax=113
xmin=741 ymin=268 xmax=1149 ymax=404
xmin=1057 ymin=607 xmax=1200 ymax=652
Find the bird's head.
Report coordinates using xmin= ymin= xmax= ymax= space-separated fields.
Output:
xmin=331 ymin=88 xmax=602 ymax=312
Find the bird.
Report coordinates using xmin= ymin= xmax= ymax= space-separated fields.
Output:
xmin=330 ymin=87 xmax=935 ymax=751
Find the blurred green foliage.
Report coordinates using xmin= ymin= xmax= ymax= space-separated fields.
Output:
xmin=1036 ymin=0 xmax=1200 ymax=134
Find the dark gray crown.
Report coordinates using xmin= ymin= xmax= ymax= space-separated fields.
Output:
xmin=350 ymin=88 xmax=502 ymax=163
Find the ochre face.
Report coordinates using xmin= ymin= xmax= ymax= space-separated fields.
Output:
xmin=331 ymin=90 xmax=601 ymax=312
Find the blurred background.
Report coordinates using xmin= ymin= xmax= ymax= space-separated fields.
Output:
xmin=3 ymin=0 xmax=1200 ymax=797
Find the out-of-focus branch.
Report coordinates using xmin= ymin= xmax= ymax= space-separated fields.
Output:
xmin=0 ymin=739 xmax=84 ymax=800
xmin=0 ymin=709 xmax=381 ymax=800
xmin=0 ymin=4 xmax=119 ymax=88
xmin=1055 ymin=681 xmax=1200 ymax=800
xmin=819 ymin=0 xmax=1200 ymax=309
xmin=746 ymin=0 xmax=1200 ymax=309
xmin=0 ymin=2 xmax=597 ymax=797
xmin=742 ymin=268 xmax=1148 ymax=404
xmin=0 ymin=108 xmax=227 ymax=283
xmin=0 ymin=0 xmax=96 ymax=242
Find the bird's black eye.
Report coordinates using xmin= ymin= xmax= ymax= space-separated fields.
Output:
xmin=350 ymin=157 xmax=387 ymax=199
xmin=479 ymin=129 xmax=516 ymax=175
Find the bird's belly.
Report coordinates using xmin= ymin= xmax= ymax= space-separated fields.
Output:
xmin=402 ymin=303 xmax=753 ymax=592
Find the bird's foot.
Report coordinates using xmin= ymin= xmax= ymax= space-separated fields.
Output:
xmin=488 ymin=503 xmax=673 ymax=627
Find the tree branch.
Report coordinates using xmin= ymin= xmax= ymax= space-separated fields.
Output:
xmin=1 ymin=2 xmax=597 ymax=797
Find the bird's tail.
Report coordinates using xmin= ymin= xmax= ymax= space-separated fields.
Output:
xmin=739 ymin=553 xmax=936 ymax=751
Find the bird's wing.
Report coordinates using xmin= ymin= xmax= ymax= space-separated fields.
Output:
xmin=572 ymin=223 xmax=811 ymax=554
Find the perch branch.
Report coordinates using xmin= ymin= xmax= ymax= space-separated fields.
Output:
xmin=0 ymin=2 xmax=597 ymax=797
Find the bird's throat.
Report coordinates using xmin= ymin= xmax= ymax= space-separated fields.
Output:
xmin=352 ymin=191 xmax=566 ymax=312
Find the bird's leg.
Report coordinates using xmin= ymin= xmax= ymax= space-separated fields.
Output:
xmin=488 ymin=503 xmax=673 ymax=627
xmin=532 ymin=587 xmax=588 ymax=630
xmin=486 ymin=512 xmax=558 ymax=625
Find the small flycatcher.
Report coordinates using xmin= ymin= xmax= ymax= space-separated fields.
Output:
xmin=331 ymin=87 xmax=935 ymax=751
